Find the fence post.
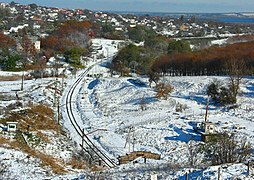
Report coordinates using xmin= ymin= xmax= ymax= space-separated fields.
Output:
xmin=82 ymin=128 xmax=84 ymax=152
xmin=57 ymin=99 xmax=60 ymax=124
xmin=218 ymin=167 xmax=220 ymax=180
xmin=248 ymin=161 xmax=250 ymax=176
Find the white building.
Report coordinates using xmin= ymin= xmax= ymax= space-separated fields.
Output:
xmin=48 ymin=12 xmax=58 ymax=18
xmin=34 ymin=41 xmax=41 ymax=51
xmin=0 ymin=3 xmax=8 ymax=8
xmin=9 ymin=24 xmax=29 ymax=33
xmin=7 ymin=122 xmax=18 ymax=132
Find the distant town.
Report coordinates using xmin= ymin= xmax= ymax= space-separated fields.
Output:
xmin=1 ymin=2 xmax=254 ymax=43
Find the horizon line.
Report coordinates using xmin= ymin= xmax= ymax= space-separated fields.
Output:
xmin=1 ymin=1 xmax=254 ymax=15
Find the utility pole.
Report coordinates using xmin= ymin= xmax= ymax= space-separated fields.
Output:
xmin=61 ymin=72 xmax=64 ymax=94
xmin=218 ymin=167 xmax=221 ymax=180
xmin=205 ymin=96 xmax=210 ymax=122
xmin=247 ymin=161 xmax=250 ymax=176
xmin=57 ymin=97 xmax=60 ymax=124
xmin=53 ymin=57 xmax=59 ymax=125
xmin=53 ymin=57 xmax=58 ymax=108
xmin=18 ymin=31 xmax=24 ymax=92
xmin=124 ymin=126 xmax=132 ymax=150
xmin=82 ymin=128 xmax=85 ymax=151
xmin=54 ymin=77 xmax=57 ymax=107
xmin=21 ymin=70 xmax=24 ymax=91
xmin=132 ymin=127 xmax=135 ymax=152
xmin=185 ymin=171 xmax=188 ymax=180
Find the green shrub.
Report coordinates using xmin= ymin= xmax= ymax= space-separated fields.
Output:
xmin=207 ymin=80 xmax=237 ymax=105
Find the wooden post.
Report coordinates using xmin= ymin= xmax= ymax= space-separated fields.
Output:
xmin=21 ymin=71 xmax=24 ymax=91
xmin=247 ymin=161 xmax=250 ymax=176
xmin=89 ymin=156 xmax=92 ymax=165
xmin=81 ymin=129 xmax=85 ymax=156
xmin=61 ymin=75 xmax=64 ymax=93
xmin=27 ymin=125 xmax=30 ymax=133
xmin=218 ymin=167 xmax=220 ymax=180
xmin=132 ymin=129 xmax=135 ymax=152
xmin=125 ymin=126 xmax=132 ymax=152
xmin=129 ymin=139 xmax=131 ymax=153
xmin=57 ymin=99 xmax=60 ymax=124
xmin=54 ymin=78 xmax=57 ymax=107
xmin=82 ymin=128 xmax=84 ymax=150
xmin=205 ymin=97 xmax=210 ymax=122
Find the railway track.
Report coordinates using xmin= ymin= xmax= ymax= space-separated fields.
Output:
xmin=64 ymin=62 xmax=117 ymax=168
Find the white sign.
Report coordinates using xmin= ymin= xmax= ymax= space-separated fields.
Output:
xmin=151 ymin=174 xmax=157 ymax=180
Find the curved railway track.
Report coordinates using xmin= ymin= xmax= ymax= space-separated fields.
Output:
xmin=64 ymin=63 xmax=117 ymax=168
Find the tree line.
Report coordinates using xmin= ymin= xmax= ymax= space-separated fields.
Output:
xmin=111 ymin=30 xmax=254 ymax=77
xmin=152 ymin=41 xmax=254 ymax=76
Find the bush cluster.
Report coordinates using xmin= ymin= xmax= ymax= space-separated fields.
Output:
xmin=207 ymin=80 xmax=237 ymax=105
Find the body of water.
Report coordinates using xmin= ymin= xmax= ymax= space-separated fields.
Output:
xmin=219 ymin=17 xmax=254 ymax=23
xmin=108 ymin=10 xmax=254 ymax=23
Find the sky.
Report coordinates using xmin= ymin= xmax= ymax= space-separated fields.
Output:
xmin=1 ymin=0 xmax=254 ymax=13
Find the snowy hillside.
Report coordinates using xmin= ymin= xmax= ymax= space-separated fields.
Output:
xmin=1 ymin=38 xmax=254 ymax=179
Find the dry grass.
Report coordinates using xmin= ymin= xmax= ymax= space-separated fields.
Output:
xmin=31 ymin=105 xmax=54 ymax=117
xmin=9 ymin=136 xmax=31 ymax=151
xmin=0 ymin=104 xmax=91 ymax=174
xmin=0 ymin=75 xmax=21 ymax=81
xmin=90 ymin=165 xmax=107 ymax=172
xmin=36 ymin=152 xmax=67 ymax=174
xmin=0 ymin=75 xmax=32 ymax=81
xmin=1 ymin=135 xmax=66 ymax=174
xmin=0 ymin=136 xmax=9 ymax=146
xmin=0 ymin=118 xmax=9 ymax=125
xmin=8 ymin=105 xmax=61 ymax=134
xmin=36 ymin=131 xmax=50 ymax=143
xmin=1 ymin=104 xmax=68 ymax=174
xmin=155 ymin=82 xmax=174 ymax=100
xmin=67 ymin=157 xmax=88 ymax=169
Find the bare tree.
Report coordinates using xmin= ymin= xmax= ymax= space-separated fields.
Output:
xmin=140 ymin=96 xmax=146 ymax=111
xmin=38 ymin=56 xmax=47 ymax=79
xmin=129 ymin=61 xmax=139 ymax=74
xmin=67 ymin=31 xmax=90 ymax=49
xmin=188 ymin=140 xmax=199 ymax=167
xmin=148 ymin=71 xmax=160 ymax=87
xmin=208 ymin=59 xmax=247 ymax=105
xmin=201 ymin=133 xmax=252 ymax=165
xmin=20 ymin=35 xmax=36 ymax=91
xmin=226 ymin=58 xmax=246 ymax=103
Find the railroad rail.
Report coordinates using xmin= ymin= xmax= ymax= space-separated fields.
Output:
xmin=64 ymin=62 xmax=117 ymax=168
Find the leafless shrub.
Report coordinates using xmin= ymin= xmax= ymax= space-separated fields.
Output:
xmin=155 ymin=82 xmax=174 ymax=100
xmin=140 ymin=96 xmax=146 ymax=111
xmin=67 ymin=154 xmax=88 ymax=169
xmin=201 ymin=133 xmax=252 ymax=165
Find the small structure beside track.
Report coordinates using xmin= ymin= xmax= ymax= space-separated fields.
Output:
xmin=118 ymin=151 xmax=161 ymax=165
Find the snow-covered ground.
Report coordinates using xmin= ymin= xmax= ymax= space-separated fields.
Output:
xmin=78 ymin=75 xmax=254 ymax=158
xmin=211 ymin=38 xmax=228 ymax=45
xmin=61 ymin=39 xmax=254 ymax=179
xmin=1 ymin=38 xmax=254 ymax=179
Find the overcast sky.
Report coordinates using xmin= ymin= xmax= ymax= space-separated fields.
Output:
xmin=1 ymin=0 xmax=254 ymax=13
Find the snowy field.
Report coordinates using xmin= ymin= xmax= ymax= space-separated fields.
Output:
xmin=1 ymin=38 xmax=254 ymax=179
xmin=62 ymin=39 xmax=254 ymax=179
xmin=74 ymin=73 xmax=254 ymax=179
